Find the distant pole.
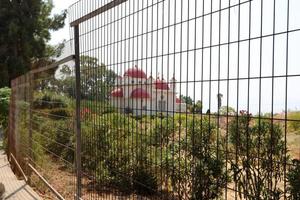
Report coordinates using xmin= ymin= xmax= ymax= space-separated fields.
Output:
xmin=217 ymin=93 xmax=223 ymax=111
xmin=74 ymin=24 xmax=82 ymax=200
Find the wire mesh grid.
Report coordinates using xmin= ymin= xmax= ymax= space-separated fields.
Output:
xmin=8 ymin=0 xmax=300 ymax=199
xmin=9 ymin=60 xmax=77 ymax=199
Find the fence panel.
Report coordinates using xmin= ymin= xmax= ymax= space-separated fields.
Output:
xmin=7 ymin=0 xmax=300 ymax=199
xmin=69 ymin=0 xmax=300 ymax=199
xmin=9 ymin=58 xmax=77 ymax=199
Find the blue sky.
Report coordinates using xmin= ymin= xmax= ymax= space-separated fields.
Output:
xmin=50 ymin=0 xmax=300 ymax=114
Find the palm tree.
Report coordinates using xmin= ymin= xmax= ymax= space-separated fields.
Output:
xmin=217 ymin=93 xmax=223 ymax=111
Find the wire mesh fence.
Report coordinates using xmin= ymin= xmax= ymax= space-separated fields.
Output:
xmin=8 ymin=0 xmax=300 ymax=199
xmin=9 ymin=58 xmax=77 ymax=199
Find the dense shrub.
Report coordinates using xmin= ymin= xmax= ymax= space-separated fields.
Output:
xmin=81 ymin=113 xmax=142 ymax=192
xmin=0 ymin=87 xmax=11 ymax=150
xmin=287 ymin=159 xmax=300 ymax=199
xmin=0 ymin=87 xmax=10 ymax=128
xmin=132 ymin=167 xmax=157 ymax=195
xmin=33 ymin=92 xmax=68 ymax=109
xmin=48 ymin=108 xmax=71 ymax=120
xmin=36 ymin=117 xmax=73 ymax=161
xmin=191 ymin=157 xmax=227 ymax=200
xmin=187 ymin=117 xmax=228 ymax=200
xmin=229 ymin=110 xmax=251 ymax=156
xmin=229 ymin=111 xmax=286 ymax=200
xmin=151 ymin=117 xmax=175 ymax=146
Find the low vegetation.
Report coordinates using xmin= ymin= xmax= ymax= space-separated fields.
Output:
xmin=0 ymin=87 xmax=11 ymax=150
xmin=288 ymin=111 xmax=300 ymax=135
xmin=10 ymin=90 xmax=300 ymax=199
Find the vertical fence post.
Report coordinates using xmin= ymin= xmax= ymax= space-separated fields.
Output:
xmin=28 ymin=72 xmax=33 ymax=183
xmin=74 ymin=24 xmax=82 ymax=200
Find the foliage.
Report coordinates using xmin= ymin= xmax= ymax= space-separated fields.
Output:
xmin=16 ymin=89 xmax=295 ymax=199
xmin=187 ymin=117 xmax=228 ymax=200
xmin=191 ymin=100 xmax=203 ymax=114
xmin=15 ymin=101 xmax=32 ymax=166
xmin=32 ymin=91 xmax=74 ymax=165
xmin=191 ymin=157 xmax=227 ymax=200
xmin=229 ymin=110 xmax=251 ymax=156
xmin=33 ymin=91 xmax=69 ymax=109
xmin=132 ymin=167 xmax=158 ymax=195
xmin=219 ymin=106 xmax=236 ymax=115
xmin=56 ymin=56 xmax=117 ymax=101
xmin=152 ymin=117 xmax=175 ymax=146
xmin=180 ymin=95 xmax=193 ymax=105
xmin=229 ymin=110 xmax=286 ymax=200
xmin=287 ymin=159 xmax=300 ymax=199
xmin=287 ymin=112 xmax=300 ymax=134
xmin=0 ymin=87 xmax=11 ymax=130
xmin=0 ymin=0 xmax=66 ymax=87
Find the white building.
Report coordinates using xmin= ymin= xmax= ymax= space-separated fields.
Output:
xmin=110 ymin=66 xmax=186 ymax=116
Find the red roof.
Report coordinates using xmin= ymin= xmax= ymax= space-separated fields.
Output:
xmin=124 ymin=67 xmax=147 ymax=79
xmin=111 ymin=88 xmax=123 ymax=97
xmin=176 ymin=98 xmax=182 ymax=103
xmin=131 ymin=88 xmax=150 ymax=98
xmin=154 ymin=79 xmax=170 ymax=90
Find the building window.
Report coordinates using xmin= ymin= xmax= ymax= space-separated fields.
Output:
xmin=131 ymin=80 xmax=134 ymax=84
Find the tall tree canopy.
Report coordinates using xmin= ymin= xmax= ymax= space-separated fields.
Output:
xmin=54 ymin=56 xmax=117 ymax=101
xmin=0 ymin=0 xmax=66 ymax=87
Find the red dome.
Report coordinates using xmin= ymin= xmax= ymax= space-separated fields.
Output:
xmin=124 ymin=67 xmax=147 ymax=79
xmin=111 ymin=88 xmax=123 ymax=97
xmin=131 ymin=88 xmax=150 ymax=98
xmin=154 ymin=79 xmax=170 ymax=90
xmin=176 ymin=98 xmax=182 ymax=103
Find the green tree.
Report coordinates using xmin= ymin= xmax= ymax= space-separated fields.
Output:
xmin=191 ymin=100 xmax=203 ymax=114
xmin=180 ymin=95 xmax=193 ymax=105
xmin=217 ymin=93 xmax=223 ymax=111
xmin=219 ymin=106 xmax=236 ymax=115
xmin=56 ymin=56 xmax=117 ymax=101
xmin=0 ymin=0 xmax=66 ymax=87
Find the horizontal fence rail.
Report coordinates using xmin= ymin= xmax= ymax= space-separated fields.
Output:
xmin=8 ymin=0 xmax=300 ymax=200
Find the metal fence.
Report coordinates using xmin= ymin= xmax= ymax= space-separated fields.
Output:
xmin=8 ymin=0 xmax=300 ymax=199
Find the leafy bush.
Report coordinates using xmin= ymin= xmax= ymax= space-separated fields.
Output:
xmin=81 ymin=113 xmax=141 ymax=192
xmin=191 ymin=157 xmax=227 ymax=200
xmin=132 ymin=167 xmax=157 ymax=195
xmin=0 ymin=87 xmax=11 ymax=150
xmin=287 ymin=159 xmax=300 ymax=199
xmin=151 ymin=117 xmax=175 ymax=146
xmin=48 ymin=108 xmax=71 ymax=120
xmin=0 ymin=87 xmax=10 ymax=127
xmin=33 ymin=92 xmax=68 ymax=109
xmin=229 ymin=110 xmax=251 ymax=156
xmin=229 ymin=111 xmax=286 ymax=200
xmin=187 ymin=117 xmax=228 ymax=200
